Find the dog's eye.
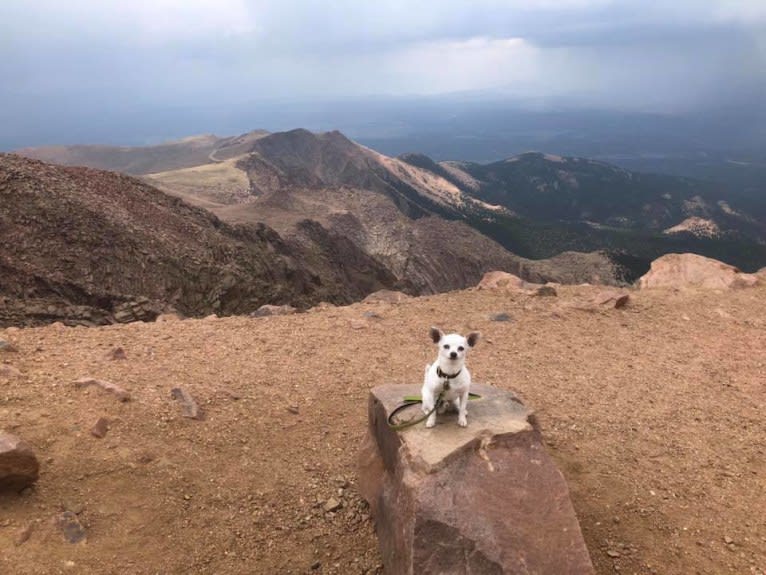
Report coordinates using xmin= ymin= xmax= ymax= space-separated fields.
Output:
xmin=458 ymin=346 xmax=464 ymax=352
xmin=443 ymin=344 xmax=449 ymax=349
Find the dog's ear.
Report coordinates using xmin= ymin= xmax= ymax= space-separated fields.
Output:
xmin=429 ymin=327 xmax=443 ymax=344
xmin=466 ymin=332 xmax=481 ymax=348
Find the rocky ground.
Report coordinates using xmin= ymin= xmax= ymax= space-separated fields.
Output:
xmin=1 ymin=284 xmax=764 ymax=575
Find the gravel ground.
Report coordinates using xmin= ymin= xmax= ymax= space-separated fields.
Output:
xmin=1 ymin=284 xmax=764 ymax=575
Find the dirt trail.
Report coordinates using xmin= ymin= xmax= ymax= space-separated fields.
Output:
xmin=1 ymin=285 xmax=764 ymax=574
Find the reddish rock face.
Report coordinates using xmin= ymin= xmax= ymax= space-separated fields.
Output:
xmin=0 ymin=432 xmax=40 ymax=492
xmin=638 ymin=253 xmax=760 ymax=290
xmin=357 ymin=384 xmax=594 ymax=575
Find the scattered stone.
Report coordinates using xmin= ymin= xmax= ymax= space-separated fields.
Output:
xmin=203 ymin=314 xmax=219 ymax=321
xmin=61 ymin=500 xmax=85 ymax=515
xmin=534 ymin=285 xmax=558 ymax=297
xmin=251 ymin=304 xmax=298 ymax=318
xmin=74 ymin=377 xmax=131 ymax=402
xmin=55 ymin=511 xmax=87 ymax=544
xmin=170 ymin=387 xmax=204 ymax=420
xmin=0 ymin=340 xmax=18 ymax=353
xmin=724 ymin=535 xmax=734 ymax=545
xmin=311 ymin=560 xmax=321 ymax=570
xmin=490 ymin=312 xmax=513 ymax=322
xmin=333 ymin=476 xmax=350 ymax=488
xmin=137 ymin=452 xmax=155 ymax=464
xmin=112 ymin=299 xmax=164 ymax=323
xmin=113 ymin=309 xmax=134 ymax=323
xmin=362 ymin=290 xmax=410 ymax=304
xmin=363 ymin=311 xmax=383 ymax=319
xmin=0 ymin=432 xmax=40 ymax=492
xmin=90 ymin=417 xmax=110 ymax=438
xmin=477 ymin=271 xmax=527 ymax=290
xmin=0 ymin=364 xmax=24 ymax=379
xmin=606 ymin=550 xmax=621 ymax=558
xmin=14 ymin=523 xmax=33 ymax=546
xmin=108 ymin=347 xmax=127 ymax=360
xmin=358 ymin=383 xmax=594 ymax=574
xmin=286 ymin=405 xmax=300 ymax=415
xmin=324 ymin=498 xmax=342 ymax=512
xmin=593 ymin=290 xmax=631 ymax=309
xmin=637 ymin=253 xmax=760 ymax=290
xmin=350 ymin=319 xmax=368 ymax=330
xmin=155 ymin=312 xmax=183 ymax=322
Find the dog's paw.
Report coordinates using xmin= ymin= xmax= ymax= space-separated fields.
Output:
xmin=457 ymin=416 xmax=468 ymax=427
xmin=425 ymin=418 xmax=436 ymax=428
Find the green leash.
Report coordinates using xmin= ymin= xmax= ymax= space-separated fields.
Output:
xmin=386 ymin=391 xmax=482 ymax=431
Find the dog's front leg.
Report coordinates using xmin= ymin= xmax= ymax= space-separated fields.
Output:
xmin=422 ymin=391 xmax=438 ymax=428
xmin=426 ymin=407 xmax=437 ymax=428
xmin=457 ymin=391 xmax=468 ymax=427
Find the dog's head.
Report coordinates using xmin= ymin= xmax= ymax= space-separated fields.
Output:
xmin=429 ymin=327 xmax=480 ymax=365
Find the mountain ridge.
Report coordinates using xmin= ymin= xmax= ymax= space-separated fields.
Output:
xmin=1 ymin=152 xmax=622 ymax=326
xmin=16 ymin=128 xmax=766 ymax=283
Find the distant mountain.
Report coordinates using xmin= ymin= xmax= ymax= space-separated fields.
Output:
xmin=17 ymin=128 xmax=766 ymax=294
xmin=14 ymin=130 xmax=270 ymax=175
xmin=144 ymin=130 xmax=624 ymax=293
xmin=435 ymin=152 xmax=759 ymax=233
xmin=2 ymin=150 xmax=621 ymax=326
xmin=399 ymin=151 xmax=766 ymax=274
xmin=0 ymin=153 xmax=406 ymax=326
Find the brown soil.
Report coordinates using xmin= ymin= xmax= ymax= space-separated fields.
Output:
xmin=1 ymin=285 xmax=764 ymax=575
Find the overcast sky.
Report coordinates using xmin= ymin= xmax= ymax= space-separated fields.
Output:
xmin=1 ymin=1 xmax=765 ymax=147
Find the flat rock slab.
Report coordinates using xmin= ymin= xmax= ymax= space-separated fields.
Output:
xmin=90 ymin=417 xmax=110 ymax=438
xmin=0 ymin=432 xmax=40 ymax=492
xmin=56 ymin=511 xmax=87 ymax=544
xmin=358 ymin=383 xmax=594 ymax=575
xmin=74 ymin=377 xmax=131 ymax=402
xmin=171 ymin=387 xmax=204 ymax=420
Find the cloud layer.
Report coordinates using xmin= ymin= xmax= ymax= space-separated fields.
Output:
xmin=1 ymin=1 xmax=764 ymax=146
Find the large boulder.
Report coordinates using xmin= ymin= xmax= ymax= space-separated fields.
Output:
xmin=637 ymin=253 xmax=760 ymax=290
xmin=0 ymin=432 xmax=40 ymax=492
xmin=357 ymin=384 xmax=594 ymax=574
xmin=476 ymin=271 xmax=527 ymax=290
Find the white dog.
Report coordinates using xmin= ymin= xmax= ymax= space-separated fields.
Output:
xmin=422 ymin=327 xmax=480 ymax=428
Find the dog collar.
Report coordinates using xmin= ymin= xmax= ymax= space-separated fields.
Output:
xmin=437 ymin=367 xmax=462 ymax=380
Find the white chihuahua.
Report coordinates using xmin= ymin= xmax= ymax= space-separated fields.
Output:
xmin=422 ymin=327 xmax=480 ymax=428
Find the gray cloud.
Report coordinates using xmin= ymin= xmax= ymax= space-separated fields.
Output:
xmin=1 ymin=1 xmax=764 ymax=147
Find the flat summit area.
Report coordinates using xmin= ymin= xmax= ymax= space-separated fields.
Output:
xmin=1 ymin=284 xmax=764 ymax=574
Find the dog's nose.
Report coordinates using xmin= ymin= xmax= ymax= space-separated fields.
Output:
xmin=450 ymin=351 xmax=458 ymax=359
